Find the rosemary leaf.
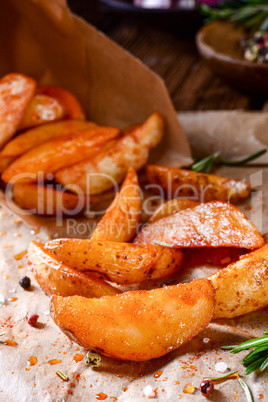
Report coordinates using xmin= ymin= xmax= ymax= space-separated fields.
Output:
xmin=205 ymin=370 xmax=238 ymax=381
xmin=56 ymin=370 xmax=69 ymax=381
xmin=218 ymin=148 xmax=267 ymax=165
xmin=260 ymin=356 xmax=268 ymax=371
xmin=220 ymin=345 xmax=237 ymax=350
xmin=241 ymin=347 xmax=268 ymax=365
xmin=244 ymin=356 xmax=267 ymax=374
xmin=237 ymin=377 xmax=254 ymax=402
xmin=0 ymin=332 xmax=6 ymax=337
xmin=230 ymin=337 xmax=268 ymax=354
xmin=153 ymin=240 xmax=174 ymax=248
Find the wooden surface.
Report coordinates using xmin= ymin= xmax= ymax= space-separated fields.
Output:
xmin=68 ymin=0 xmax=267 ymax=111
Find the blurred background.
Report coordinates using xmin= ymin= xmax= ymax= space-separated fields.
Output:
xmin=67 ymin=0 xmax=267 ymax=111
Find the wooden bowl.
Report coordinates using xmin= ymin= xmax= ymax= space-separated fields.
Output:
xmin=196 ymin=21 xmax=268 ymax=94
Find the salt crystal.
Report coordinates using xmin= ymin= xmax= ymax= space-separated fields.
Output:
xmin=143 ymin=385 xmax=154 ymax=397
xmin=215 ymin=362 xmax=228 ymax=373
xmin=43 ymin=310 xmax=50 ymax=316
xmin=0 ymin=295 xmax=6 ymax=304
xmin=203 ymin=338 xmax=210 ymax=343
xmin=8 ymin=289 xmax=16 ymax=294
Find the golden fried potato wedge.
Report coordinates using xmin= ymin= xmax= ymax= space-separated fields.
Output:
xmin=0 ymin=157 xmax=15 ymax=173
xmin=12 ymin=183 xmax=91 ymax=215
xmin=50 ymin=278 xmax=215 ymax=361
xmin=149 ymin=199 xmax=200 ymax=223
xmin=183 ymin=247 xmax=247 ymax=269
xmin=1 ymin=120 xmax=98 ymax=158
xmin=2 ymin=128 xmax=120 ymax=184
xmin=55 ymin=113 xmax=164 ymax=194
xmin=28 ymin=241 xmax=120 ymax=298
xmin=135 ymin=201 xmax=264 ymax=249
xmin=146 ymin=165 xmax=251 ymax=203
xmin=18 ymin=94 xmax=67 ymax=131
xmin=0 ymin=73 xmax=36 ymax=149
xmin=91 ymin=167 xmax=141 ymax=242
xmin=209 ymin=244 xmax=268 ymax=319
xmin=37 ymin=85 xmax=86 ymax=120
xmin=44 ymin=239 xmax=183 ymax=284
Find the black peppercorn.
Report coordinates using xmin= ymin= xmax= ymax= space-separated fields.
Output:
xmin=19 ymin=276 xmax=31 ymax=289
xmin=200 ymin=379 xmax=214 ymax=397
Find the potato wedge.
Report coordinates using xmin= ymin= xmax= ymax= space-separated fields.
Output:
xmin=11 ymin=183 xmax=94 ymax=215
xmin=209 ymin=244 xmax=268 ymax=319
xmin=44 ymin=239 xmax=183 ymax=284
xmin=37 ymin=85 xmax=86 ymax=120
xmin=50 ymin=278 xmax=215 ymax=361
xmin=183 ymin=247 xmax=247 ymax=269
xmin=146 ymin=165 xmax=251 ymax=203
xmin=149 ymin=199 xmax=200 ymax=223
xmin=2 ymin=128 xmax=120 ymax=184
xmin=91 ymin=167 xmax=141 ymax=242
xmin=55 ymin=113 xmax=164 ymax=194
xmin=0 ymin=73 xmax=36 ymax=149
xmin=28 ymin=241 xmax=120 ymax=298
xmin=1 ymin=120 xmax=98 ymax=158
xmin=0 ymin=157 xmax=15 ymax=173
xmin=135 ymin=201 xmax=264 ymax=249
xmin=17 ymin=94 xmax=66 ymax=131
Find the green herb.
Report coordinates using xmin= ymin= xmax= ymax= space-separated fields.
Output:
xmin=85 ymin=351 xmax=101 ymax=368
xmin=200 ymin=0 xmax=268 ymax=31
xmin=56 ymin=370 xmax=69 ymax=381
xmin=191 ymin=148 xmax=267 ymax=173
xmin=237 ymin=377 xmax=254 ymax=402
xmin=221 ymin=332 xmax=268 ymax=375
xmin=152 ymin=240 xmax=174 ymax=248
xmin=0 ymin=332 xmax=6 ymax=337
xmin=204 ymin=370 xmax=238 ymax=381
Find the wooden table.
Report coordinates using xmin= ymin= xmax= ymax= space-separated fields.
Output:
xmin=68 ymin=0 xmax=267 ymax=111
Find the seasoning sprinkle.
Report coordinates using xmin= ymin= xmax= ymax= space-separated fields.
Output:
xmin=85 ymin=351 xmax=101 ymax=367
xmin=56 ymin=370 xmax=69 ymax=381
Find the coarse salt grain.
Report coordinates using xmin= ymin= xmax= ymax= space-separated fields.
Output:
xmin=203 ymin=338 xmax=210 ymax=343
xmin=0 ymin=295 xmax=6 ymax=304
xmin=43 ymin=310 xmax=50 ymax=316
xmin=8 ymin=289 xmax=16 ymax=294
xmin=215 ymin=362 xmax=228 ymax=373
xmin=143 ymin=385 xmax=154 ymax=397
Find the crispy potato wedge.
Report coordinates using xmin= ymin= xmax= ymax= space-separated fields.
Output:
xmin=0 ymin=73 xmax=36 ymax=149
xmin=44 ymin=239 xmax=183 ymax=284
xmin=50 ymin=278 xmax=215 ymax=361
xmin=149 ymin=199 xmax=200 ymax=223
xmin=135 ymin=201 xmax=264 ymax=249
xmin=146 ymin=165 xmax=251 ymax=203
xmin=210 ymin=244 xmax=268 ymax=319
xmin=1 ymin=120 xmax=98 ymax=158
xmin=0 ymin=157 xmax=15 ymax=173
xmin=2 ymin=128 xmax=120 ymax=184
xmin=11 ymin=183 xmax=96 ymax=215
xmin=55 ymin=113 xmax=164 ymax=194
xmin=18 ymin=94 xmax=67 ymax=131
xmin=183 ymin=247 xmax=247 ymax=269
xmin=37 ymin=85 xmax=86 ymax=120
xmin=91 ymin=167 xmax=141 ymax=242
xmin=28 ymin=241 xmax=120 ymax=298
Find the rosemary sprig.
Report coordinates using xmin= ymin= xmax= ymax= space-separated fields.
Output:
xmin=191 ymin=148 xmax=267 ymax=173
xmin=221 ymin=331 xmax=268 ymax=375
xmin=200 ymin=0 xmax=268 ymax=32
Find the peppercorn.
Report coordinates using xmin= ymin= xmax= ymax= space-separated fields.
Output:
xmin=26 ymin=314 xmax=39 ymax=326
xmin=19 ymin=276 xmax=31 ymax=289
xmin=200 ymin=379 xmax=214 ymax=397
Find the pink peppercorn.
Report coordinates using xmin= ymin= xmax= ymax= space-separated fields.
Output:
xmin=26 ymin=314 xmax=39 ymax=326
